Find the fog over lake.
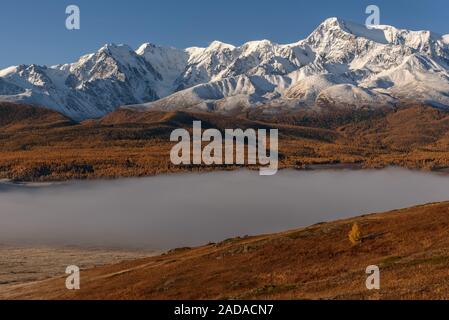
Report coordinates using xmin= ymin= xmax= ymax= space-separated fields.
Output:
xmin=1 ymin=168 xmax=449 ymax=250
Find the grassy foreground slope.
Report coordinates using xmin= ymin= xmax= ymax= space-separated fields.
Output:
xmin=2 ymin=201 xmax=449 ymax=300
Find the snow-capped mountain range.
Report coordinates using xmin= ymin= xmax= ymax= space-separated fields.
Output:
xmin=1 ymin=17 xmax=449 ymax=120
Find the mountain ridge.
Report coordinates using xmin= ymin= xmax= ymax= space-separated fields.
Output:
xmin=1 ymin=17 xmax=449 ymax=120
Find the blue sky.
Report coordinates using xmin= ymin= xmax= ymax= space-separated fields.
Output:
xmin=0 ymin=0 xmax=446 ymax=68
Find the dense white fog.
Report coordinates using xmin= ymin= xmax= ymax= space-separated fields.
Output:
xmin=1 ymin=168 xmax=449 ymax=250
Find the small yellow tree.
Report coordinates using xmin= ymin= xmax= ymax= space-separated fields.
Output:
xmin=348 ymin=223 xmax=361 ymax=245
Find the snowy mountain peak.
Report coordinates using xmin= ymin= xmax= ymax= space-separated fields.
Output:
xmin=99 ymin=43 xmax=132 ymax=52
xmin=1 ymin=17 xmax=449 ymax=120
xmin=207 ymin=41 xmax=236 ymax=51
xmin=307 ymin=17 xmax=390 ymax=46
xmin=443 ymin=35 xmax=449 ymax=42
xmin=318 ymin=17 xmax=343 ymax=29
xmin=311 ymin=17 xmax=445 ymax=49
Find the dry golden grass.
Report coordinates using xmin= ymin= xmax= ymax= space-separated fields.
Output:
xmin=3 ymin=201 xmax=449 ymax=300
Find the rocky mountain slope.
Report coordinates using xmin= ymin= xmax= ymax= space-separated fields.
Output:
xmin=1 ymin=18 xmax=449 ymax=120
